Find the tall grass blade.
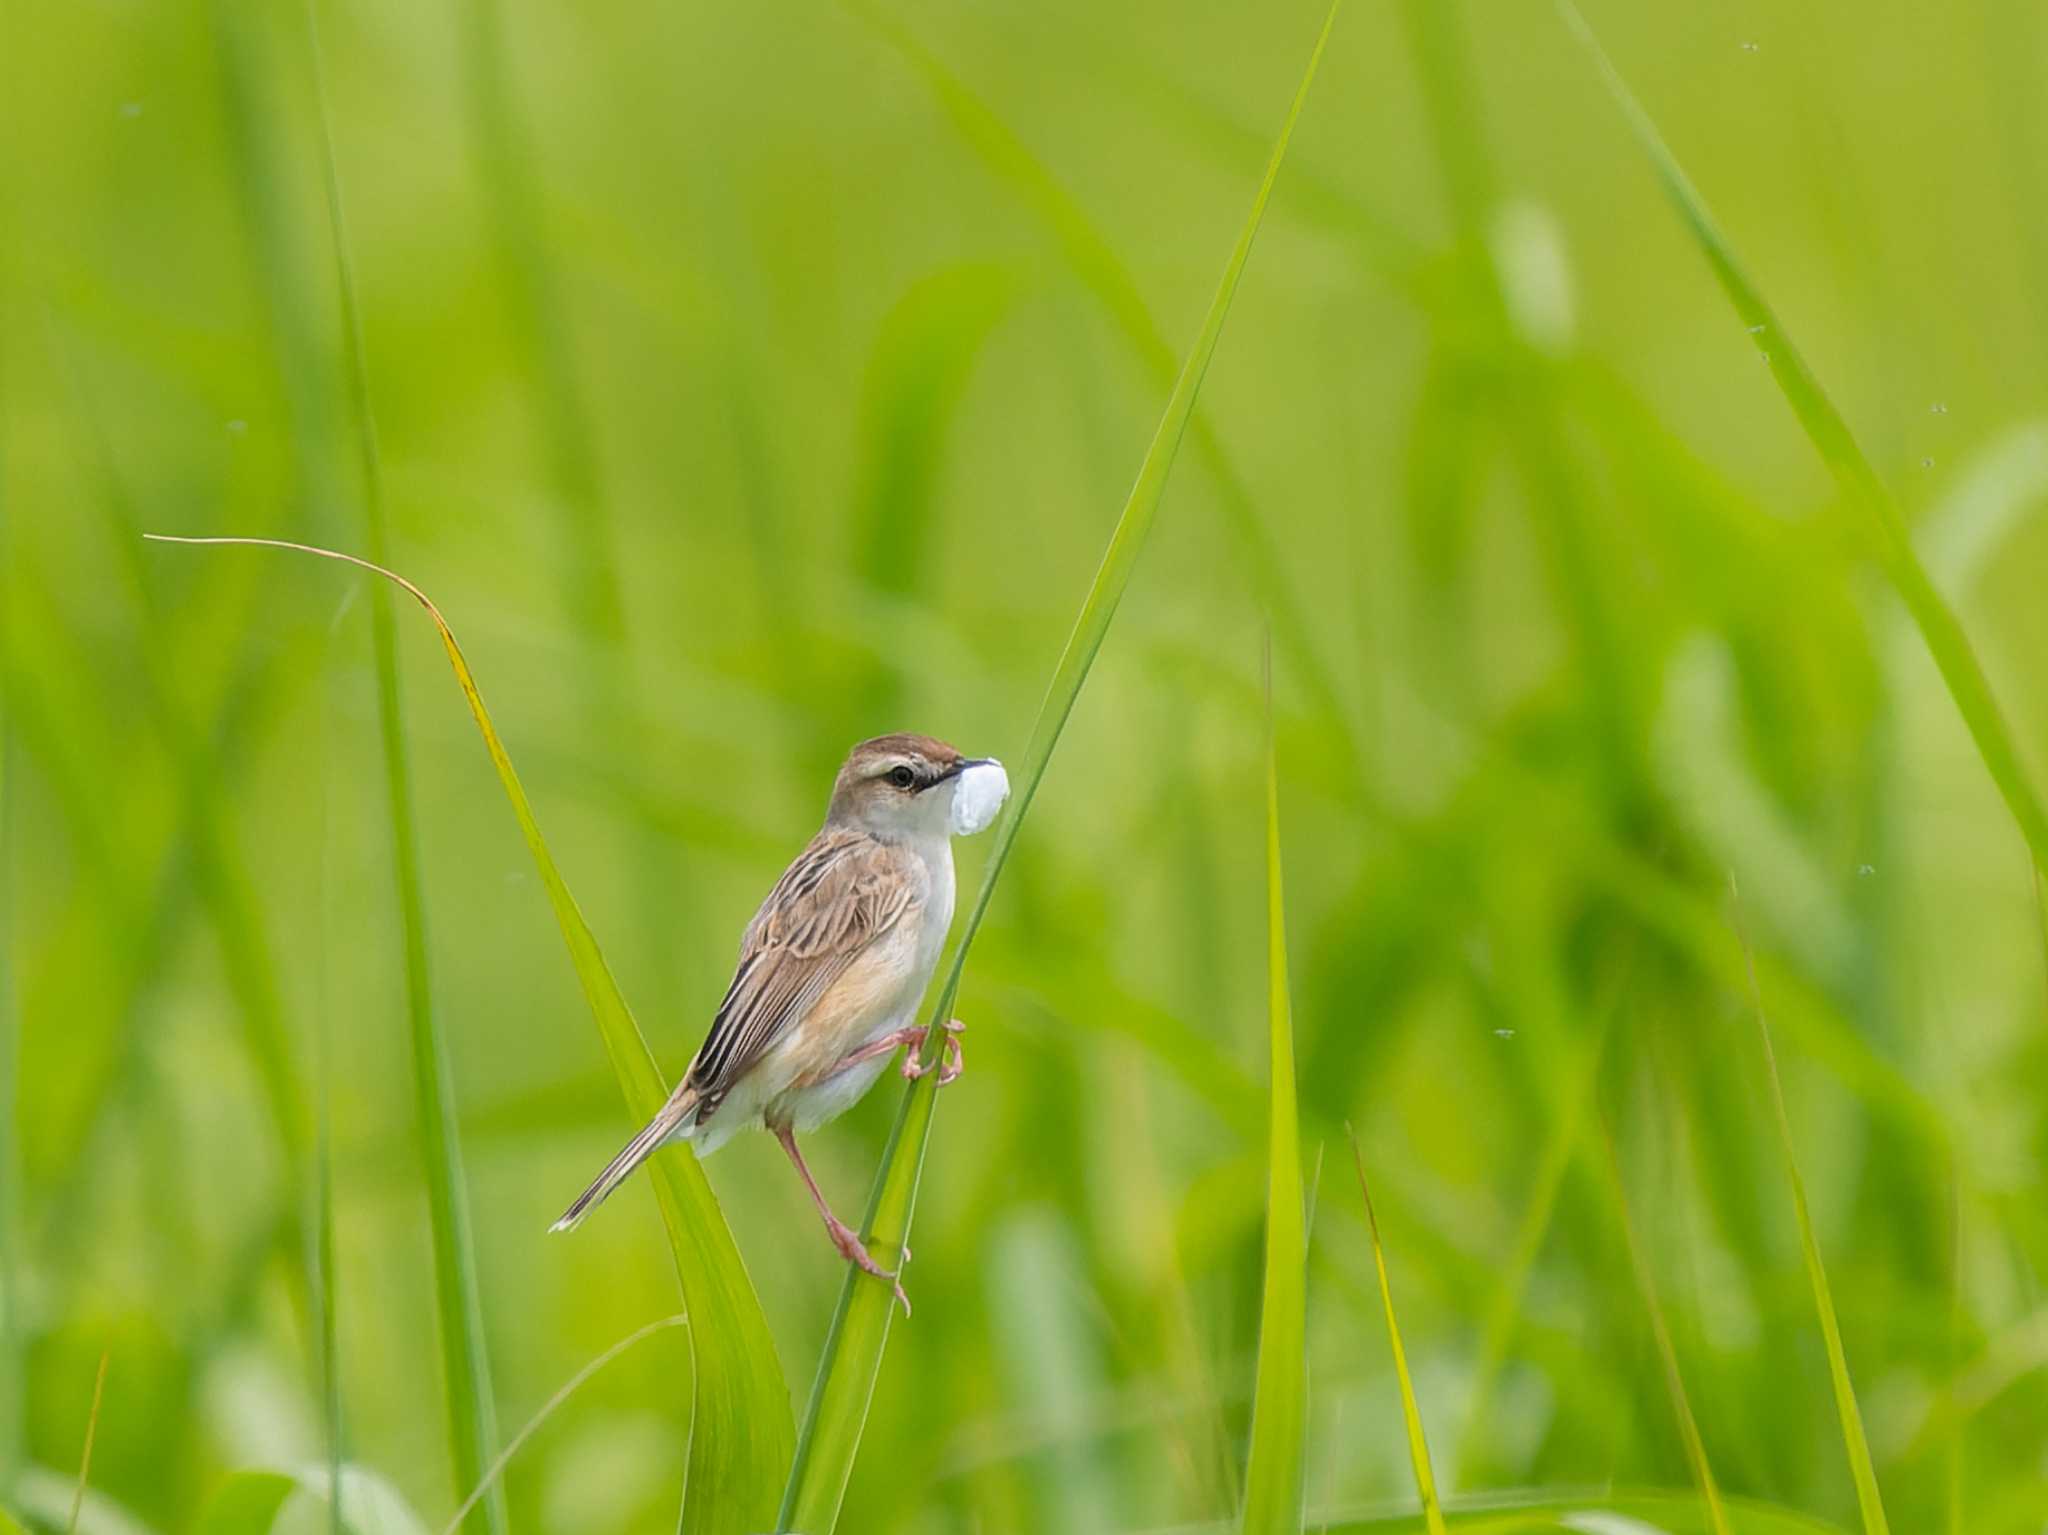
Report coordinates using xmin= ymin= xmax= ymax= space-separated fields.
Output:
xmin=316 ymin=626 xmax=348 ymax=1535
xmin=142 ymin=534 xmax=795 ymax=1532
xmin=316 ymin=958 xmax=343 ymax=1535
xmin=846 ymin=0 xmax=1365 ymax=784
xmin=1242 ymin=649 xmax=1307 ymax=1534
xmin=1728 ymin=880 xmax=1890 ymax=1535
xmin=66 ymin=1353 xmax=108 ymax=1535
xmin=1943 ymin=1167 xmax=1963 ymax=1535
xmin=1347 ymin=1131 xmax=1445 ymax=1535
xmin=776 ymin=10 xmax=1341 ymax=1527
xmin=460 ymin=0 xmax=622 ymax=644
xmin=1395 ymin=0 xmax=1492 ymax=240
xmin=1556 ymin=0 xmax=2048 ymax=874
xmin=0 ymin=477 xmax=16 ymax=1495
xmin=301 ymin=8 xmax=506 ymax=1528
xmin=1599 ymin=1123 xmax=1732 ymax=1535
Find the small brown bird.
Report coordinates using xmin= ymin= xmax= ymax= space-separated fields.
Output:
xmin=551 ymin=733 xmax=1009 ymax=1312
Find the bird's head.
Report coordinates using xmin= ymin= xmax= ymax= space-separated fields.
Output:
xmin=827 ymin=733 xmax=1008 ymax=843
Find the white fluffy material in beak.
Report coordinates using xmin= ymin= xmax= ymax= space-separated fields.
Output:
xmin=951 ymin=760 xmax=1008 ymax=836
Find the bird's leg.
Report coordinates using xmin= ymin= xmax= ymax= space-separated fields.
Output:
xmin=774 ymin=1124 xmax=911 ymax=1316
xmin=899 ymin=1019 xmax=965 ymax=1086
xmin=812 ymin=1019 xmax=966 ymax=1086
xmin=816 ymin=1025 xmax=923 ymax=1080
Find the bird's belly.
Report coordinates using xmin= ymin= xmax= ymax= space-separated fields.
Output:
xmin=782 ymin=1050 xmax=895 ymax=1133
xmin=760 ymin=910 xmax=939 ymax=1132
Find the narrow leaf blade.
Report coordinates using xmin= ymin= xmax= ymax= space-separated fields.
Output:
xmin=1556 ymin=0 xmax=2048 ymax=874
xmin=776 ymin=9 xmax=1342 ymax=1529
xmin=1599 ymin=1124 xmax=1733 ymax=1535
xmin=301 ymin=8 xmax=505 ymax=1525
xmin=1349 ymin=1134 xmax=1445 ymax=1535
xmin=142 ymin=537 xmax=794 ymax=1534
xmin=1731 ymin=887 xmax=1891 ymax=1535
xmin=845 ymin=0 xmax=1368 ymax=788
xmin=1241 ymin=653 xmax=1307 ymax=1535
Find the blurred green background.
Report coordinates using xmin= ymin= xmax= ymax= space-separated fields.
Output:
xmin=6 ymin=0 xmax=2048 ymax=1530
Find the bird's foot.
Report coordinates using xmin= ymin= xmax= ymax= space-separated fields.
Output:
xmin=900 ymin=1019 xmax=965 ymax=1086
xmin=827 ymin=1215 xmax=911 ymax=1316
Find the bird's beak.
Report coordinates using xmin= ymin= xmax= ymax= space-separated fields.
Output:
xmin=924 ymin=757 xmax=994 ymax=790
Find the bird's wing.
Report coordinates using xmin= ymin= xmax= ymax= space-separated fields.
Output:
xmin=686 ymin=828 xmax=925 ymax=1113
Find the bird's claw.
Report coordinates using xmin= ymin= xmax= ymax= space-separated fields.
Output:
xmin=827 ymin=1217 xmax=913 ymax=1316
xmin=900 ymin=1019 xmax=965 ymax=1086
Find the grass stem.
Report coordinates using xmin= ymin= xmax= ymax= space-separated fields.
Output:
xmin=300 ymin=5 xmax=508 ymax=1526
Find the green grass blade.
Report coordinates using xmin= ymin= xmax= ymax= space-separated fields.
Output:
xmin=1943 ymin=1165 xmax=1963 ymax=1535
xmin=460 ymin=0 xmax=622 ymax=645
xmin=0 ymin=487 xmax=16 ymax=1495
xmin=1348 ymin=1132 xmax=1445 ymax=1535
xmin=1728 ymin=881 xmax=1890 ymax=1535
xmin=845 ymin=0 xmax=1366 ymax=786
xmin=66 ymin=1353 xmax=107 ymax=1535
xmin=1599 ymin=1123 xmax=1732 ymax=1535
xmin=316 ymin=955 xmax=343 ymax=1535
xmin=1556 ymin=0 xmax=2048 ymax=874
xmin=1242 ymin=658 xmax=1307 ymax=1534
xmin=776 ymin=11 xmax=1340 ymax=1528
xmin=142 ymin=535 xmax=795 ymax=1533
xmin=317 ymin=632 xmax=347 ymax=1535
xmin=1396 ymin=0 xmax=1493 ymax=241
xmin=300 ymin=8 xmax=505 ymax=1528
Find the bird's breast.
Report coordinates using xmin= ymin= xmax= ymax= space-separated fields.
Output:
xmin=912 ymin=838 xmax=956 ymax=979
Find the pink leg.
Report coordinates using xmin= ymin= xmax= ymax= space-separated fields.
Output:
xmin=814 ymin=1019 xmax=966 ymax=1087
xmin=819 ymin=1025 xmax=924 ymax=1079
xmin=775 ymin=1125 xmax=911 ymax=1316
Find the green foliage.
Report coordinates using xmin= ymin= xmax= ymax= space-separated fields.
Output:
xmin=1240 ymin=667 xmax=1306 ymax=1534
xmin=9 ymin=0 xmax=2048 ymax=1531
xmin=1350 ymin=1134 xmax=1445 ymax=1535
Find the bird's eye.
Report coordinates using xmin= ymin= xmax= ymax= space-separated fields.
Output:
xmin=887 ymin=765 xmax=917 ymax=790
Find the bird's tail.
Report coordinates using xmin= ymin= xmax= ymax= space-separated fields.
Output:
xmin=550 ymin=1084 xmax=701 ymax=1233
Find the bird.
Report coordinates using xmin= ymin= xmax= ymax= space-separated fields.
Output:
xmin=550 ymin=732 xmax=1009 ymax=1313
